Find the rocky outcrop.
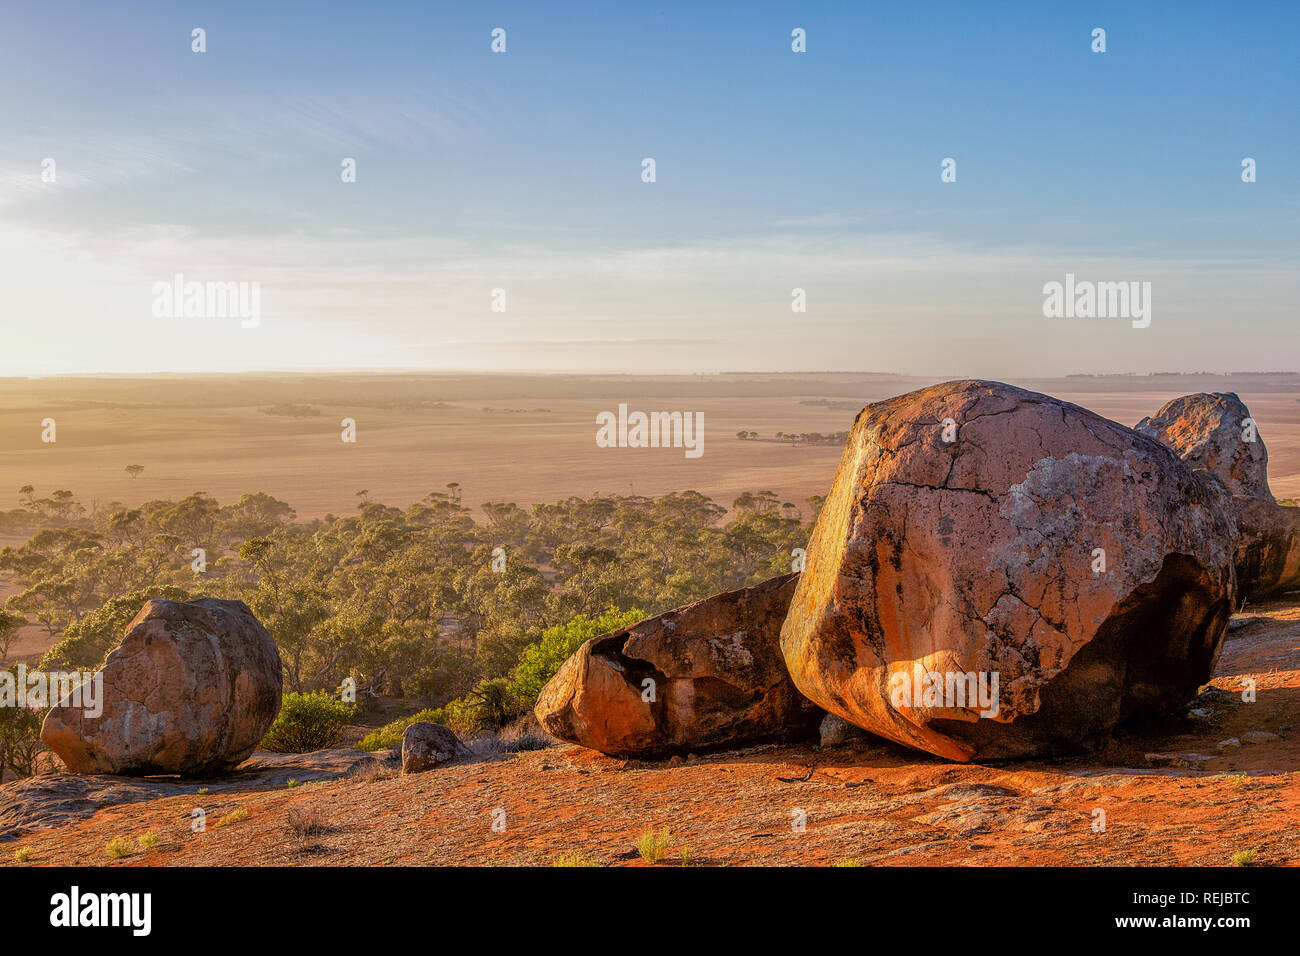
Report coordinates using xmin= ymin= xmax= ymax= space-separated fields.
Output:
xmin=780 ymin=380 xmax=1237 ymax=762
xmin=401 ymin=722 xmax=470 ymax=773
xmin=0 ymin=749 xmax=382 ymax=842
xmin=535 ymin=574 xmax=822 ymax=758
xmin=1134 ymin=392 xmax=1300 ymax=600
xmin=41 ymin=599 xmax=283 ymax=777
xmin=1135 ymin=392 xmax=1273 ymax=501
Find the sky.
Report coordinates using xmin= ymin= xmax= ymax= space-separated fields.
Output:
xmin=0 ymin=0 xmax=1297 ymax=377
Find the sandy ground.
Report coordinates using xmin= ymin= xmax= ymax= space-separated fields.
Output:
xmin=4 ymin=596 xmax=1298 ymax=868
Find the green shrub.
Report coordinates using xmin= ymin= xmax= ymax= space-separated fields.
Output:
xmin=0 ymin=680 xmax=46 ymax=778
xmin=352 ymin=610 xmax=645 ymax=751
xmin=260 ymin=692 xmax=355 ymax=753
xmin=13 ymin=847 xmax=33 ymax=863
xmin=1231 ymin=849 xmax=1257 ymax=867
xmin=509 ymin=608 xmax=644 ymax=704
xmin=462 ymin=677 xmax=524 ymax=731
xmin=137 ymin=832 xmax=160 ymax=850
xmin=434 ymin=696 xmax=481 ymax=735
xmin=356 ymin=706 xmax=445 ymax=752
xmin=105 ymin=837 xmax=133 ymax=859
xmin=358 ymin=679 xmax=530 ymax=749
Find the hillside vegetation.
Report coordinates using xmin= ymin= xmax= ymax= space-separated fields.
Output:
xmin=0 ymin=485 xmax=819 ymax=775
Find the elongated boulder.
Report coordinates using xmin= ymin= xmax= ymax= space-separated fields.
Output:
xmin=781 ymin=380 xmax=1236 ymax=762
xmin=535 ymin=573 xmax=821 ymax=757
xmin=1135 ymin=392 xmax=1273 ymax=501
xmin=41 ymin=598 xmax=283 ymax=776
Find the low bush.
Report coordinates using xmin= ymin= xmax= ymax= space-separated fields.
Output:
xmin=356 ymin=707 xmax=444 ymax=752
xmin=509 ymin=608 xmax=644 ymax=704
xmin=260 ymin=692 xmax=355 ymax=753
xmin=0 ymin=690 xmax=46 ymax=779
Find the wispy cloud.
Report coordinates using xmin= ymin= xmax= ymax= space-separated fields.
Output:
xmin=3 ymin=208 xmax=1298 ymax=377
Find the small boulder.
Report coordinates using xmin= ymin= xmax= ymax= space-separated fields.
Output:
xmin=41 ymin=599 xmax=282 ymax=777
xmin=401 ymin=722 xmax=470 ymax=773
xmin=535 ymin=574 xmax=821 ymax=758
xmin=819 ymin=713 xmax=860 ymax=748
xmin=1240 ymin=730 xmax=1279 ymax=745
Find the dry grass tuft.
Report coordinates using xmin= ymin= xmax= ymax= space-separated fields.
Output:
xmin=636 ymin=828 xmax=673 ymax=863
xmin=217 ymin=808 xmax=249 ymax=827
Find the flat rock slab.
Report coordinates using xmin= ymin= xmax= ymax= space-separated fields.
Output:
xmin=0 ymin=748 xmax=382 ymax=841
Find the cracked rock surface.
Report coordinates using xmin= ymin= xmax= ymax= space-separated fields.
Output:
xmin=780 ymin=380 xmax=1237 ymax=762
xmin=535 ymin=573 xmax=822 ymax=757
xmin=41 ymin=598 xmax=283 ymax=776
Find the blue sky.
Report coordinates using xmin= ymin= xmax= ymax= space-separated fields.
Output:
xmin=1 ymin=0 xmax=1296 ymax=375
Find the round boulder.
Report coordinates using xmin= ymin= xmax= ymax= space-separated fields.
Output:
xmin=41 ymin=598 xmax=283 ymax=776
xmin=401 ymin=721 xmax=470 ymax=773
xmin=1134 ymin=392 xmax=1273 ymax=501
xmin=780 ymin=380 xmax=1237 ymax=762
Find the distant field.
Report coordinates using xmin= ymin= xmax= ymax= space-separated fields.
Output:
xmin=3 ymin=370 xmax=1300 ymax=663
xmin=3 ymin=371 xmax=1300 ymax=521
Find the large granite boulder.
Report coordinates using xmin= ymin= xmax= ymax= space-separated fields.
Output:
xmin=535 ymin=574 xmax=822 ymax=758
xmin=41 ymin=598 xmax=283 ymax=776
xmin=1135 ymin=392 xmax=1273 ymax=501
xmin=780 ymin=380 xmax=1237 ymax=762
